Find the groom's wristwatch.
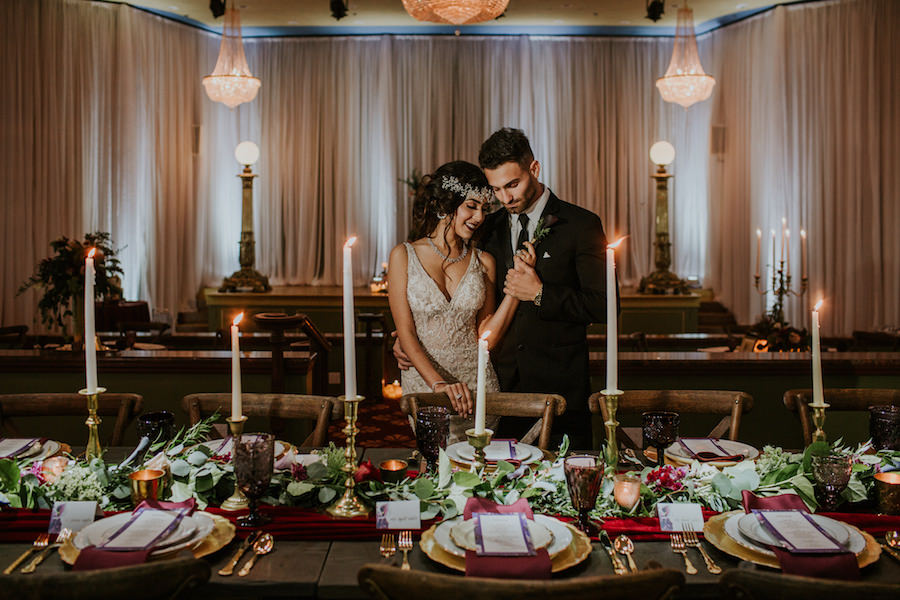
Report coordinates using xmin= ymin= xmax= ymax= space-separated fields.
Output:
xmin=533 ymin=285 xmax=543 ymax=307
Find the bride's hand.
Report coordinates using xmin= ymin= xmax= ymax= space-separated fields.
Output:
xmin=514 ymin=241 xmax=537 ymax=268
xmin=435 ymin=382 xmax=472 ymax=417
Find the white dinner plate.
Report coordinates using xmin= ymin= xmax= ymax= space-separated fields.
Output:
xmin=665 ymin=439 xmax=759 ymax=466
xmin=96 ymin=510 xmax=197 ymax=550
xmin=30 ymin=441 xmax=62 ymax=462
xmin=455 ymin=440 xmax=533 ymax=462
xmin=75 ymin=512 xmax=214 ymax=555
xmin=446 ymin=441 xmax=540 ymax=466
xmin=737 ymin=512 xmax=851 ymax=549
xmin=449 ymin=517 xmax=554 ymax=552
xmin=723 ymin=512 xmax=864 ymax=558
xmin=434 ymin=514 xmax=572 ymax=559
xmin=0 ymin=438 xmax=43 ymax=460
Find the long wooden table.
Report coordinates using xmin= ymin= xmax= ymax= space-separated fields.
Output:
xmin=1 ymin=447 xmax=897 ymax=599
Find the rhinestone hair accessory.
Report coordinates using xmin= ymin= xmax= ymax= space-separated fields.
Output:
xmin=441 ymin=175 xmax=493 ymax=202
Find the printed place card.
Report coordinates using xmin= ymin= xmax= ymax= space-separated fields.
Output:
xmin=657 ymin=503 xmax=704 ymax=532
xmin=474 ymin=513 xmax=535 ymax=556
xmin=752 ymin=510 xmax=845 ymax=553
xmin=49 ymin=501 xmax=98 ymax=534
xmin=376 ymin=500 xmax=421 ymax=530
xmin=100 ymin=508 xmax=186 ymax=551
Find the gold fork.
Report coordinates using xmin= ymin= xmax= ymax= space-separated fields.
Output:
xmin=398 ymin=531 xmax=413 ymax=570
xmin=682 ymin=530 xmax=721 ymax=574
xmin=669 ymin=533 xmax=698 ymax=575
xmin=4 ymin=534 xmax=50 ymax=574
xmin=380 ymin=534 xmax=397 ymax=563
xmin=21 ymin=529 xmax=73 ymax=574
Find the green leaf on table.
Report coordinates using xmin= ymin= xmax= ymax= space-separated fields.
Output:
xmin=170 ymin=459 xmax=191 ymax=478
xmin=305 ymin=461 xmax=328 ymax=481
xmin=441 ymin=498 xmax=458 ymax=519
xmin=711 ymin=472 xmax=735 ymax=499
xmin=801 ymin=442 xmax=830 ymax=472
xmin=168 ymin=480 xmax=192 ymax=502
xmin=112 ymin=484 xmax=131 ymax=500
xmin=420 ymin=502 xmax=440 ymax=520
xmin=438 ymin=450 xmax=451 ymax=489
xmin=414 ymin=478 xmax=435 ymax=500
xmin=452 ymin=471 xmax=481 ymax=489
xmin=166 ymin=443 xmax=185 ymax=457
xmin=0 ymin=459 xmax=20 ymax=491
xmin=490 ymin=461 xmax=516 ymax=487
xmin=841 ymin=475 xmax=868 ymax=503
xmin=194 ymin=472 xmax=214 ymax=493
xmin=187 ymin=451 xmax=209 ymax=467
xmin=287 ymin=481 xmax=315 ymax=497
xmin=787 ymin=474 xmax=817 ymax=508
xmin=318 ymin=486 xmax=337 ymax=504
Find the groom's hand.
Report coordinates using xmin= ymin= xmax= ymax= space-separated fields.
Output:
xmin=504 ymin=259 xmax=543 ymax=302
xmin=391 ymin=331 xmax=413 ymax=370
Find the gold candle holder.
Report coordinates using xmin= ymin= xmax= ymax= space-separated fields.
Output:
xmin=78 ymin=387 xmax=106 ymax=460
xmin=327 ymin=395 xmax=370 ymax=518
xmin=601 ymin=389 xmax=622 ymax=468
xmin=465 ymin=428 xmax=493 ymax=472
xmin=220 ymin=415 xmax=249 ymax=511
xmin=810 ymin=402 xmax=829 ymax=443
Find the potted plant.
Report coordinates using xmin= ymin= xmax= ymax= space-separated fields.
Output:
xmin=18 ymin=232 xmax=123 ymax=343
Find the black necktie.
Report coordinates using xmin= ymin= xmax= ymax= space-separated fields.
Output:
xmin=516 ymin=214 xmax=529 ymax=251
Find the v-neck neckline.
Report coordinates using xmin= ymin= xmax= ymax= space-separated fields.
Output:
xmin=407 ymin=242 xmax=476 ymax=304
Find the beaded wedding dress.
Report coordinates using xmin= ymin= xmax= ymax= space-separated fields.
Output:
xmin=401 ymin=242 xmax=500 ymax=442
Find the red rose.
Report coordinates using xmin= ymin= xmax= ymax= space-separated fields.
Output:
xmin=354 ymin=459 xmax=380 ymax=483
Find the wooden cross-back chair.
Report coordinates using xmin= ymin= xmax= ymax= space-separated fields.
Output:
xmin=399 ymin=392 xmax=566 ymax=451
xmin=0 ymin=393 xmax=143 ymax=446
xmin=358 ymin=563 xmax=684 ymax=600
xmin=719 ymin=566 xmax=900 ymax=600
xmin=588 ymin=390 xmax=754 ymax=451
xmin=782 ymin=388 xmax=900 ymax=446
xmin=181 ymin=393 xmax=342 ymax=447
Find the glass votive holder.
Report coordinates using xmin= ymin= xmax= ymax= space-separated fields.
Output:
xmin=874 ymin=472 xmax=900 ymax=515
xmin=129 ymin=468 xmax=166 ymax=506
xmin=869 ymin=405 xmax=900 ymax=451
xmin=379 ymin=459 xmax=408 ymax=484
xmin=613 ymin=473 xmax=642 ymax=511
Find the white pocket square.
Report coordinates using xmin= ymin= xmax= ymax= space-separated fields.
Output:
xmin=542 ymin=251 xmax=551 ymax=259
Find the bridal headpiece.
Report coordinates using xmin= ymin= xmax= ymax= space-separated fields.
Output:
xmin=441 ymin=176 xmax=493 ymax=203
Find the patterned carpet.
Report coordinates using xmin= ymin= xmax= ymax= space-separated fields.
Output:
xmin=328 ymin=397 xmax=416 ymax=448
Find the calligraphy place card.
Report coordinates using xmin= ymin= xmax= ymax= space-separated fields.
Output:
xmin=376 ymin=500 xmax=421 ymax=530
xmin=474 ymin=513 xmax=535 ymax=556
xmin=657 ymin=502 xmax=704 ymax=532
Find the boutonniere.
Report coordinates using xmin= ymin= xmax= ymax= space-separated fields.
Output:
xmin=530 ymin=214 xmax=559 ymax=247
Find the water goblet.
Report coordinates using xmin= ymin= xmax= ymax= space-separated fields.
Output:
xmin=811 ymin=453 xmax=852 ymax=511
xmin=234 ymin=433 xmax=275 ymax=527
xmin=136 ymin=410 xmax=176 ymax=446
xmin=869 ymin=405 xmax=900 ymax=451
xmin=642 ymin=411 xmax=680 ymax=467
xmin=564 ymin=454 xmax=605 ymax=535
xmin=415 ymin=406 xmax=449 ymax=472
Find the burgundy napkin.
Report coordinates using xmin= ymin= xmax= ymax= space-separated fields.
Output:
xmin=73 ymin=499 xmax=197 ymax=571
xmin=463 ymin=498 xmax=552 ymax=579
xmin=678 ymin=438 xmax=744 ymax=462
xmin=741 ymin=491 xmax=859 ymax=580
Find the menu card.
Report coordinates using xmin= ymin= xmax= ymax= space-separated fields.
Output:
xmin=752 ymin=510 xmax=846 ymax=553
xmin=99 ymin=508 xmax=187 ymax=551
xmin=473 ymin=513 xmax=535 ymax=556
xmin=0 ymin=438 xmax=38 ymax=458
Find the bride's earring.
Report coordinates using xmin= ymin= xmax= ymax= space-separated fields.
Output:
xmin=436 ymin=213 xmax=447 ymax=220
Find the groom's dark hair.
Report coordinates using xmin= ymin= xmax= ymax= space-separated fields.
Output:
xmin=478 ymin=128 xmax=534 ymax=170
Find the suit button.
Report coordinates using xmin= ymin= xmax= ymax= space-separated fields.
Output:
xmin=517 ymin=344 xmax=525 ymax=351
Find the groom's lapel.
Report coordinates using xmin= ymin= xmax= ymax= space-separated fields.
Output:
xmin=536 ymin=192 xmax=564 ymax=265
xmin=497 ymin=212 xmax=514 ymax=271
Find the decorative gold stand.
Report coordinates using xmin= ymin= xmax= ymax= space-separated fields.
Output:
xmin=465 ymin=428 xmax=493 ymax=472
xmin=810 ymin=403 xmax=829 ymax=443
xmin=220 ymin=416 xmax=249 ymax=511
xmin=601 ymin=389 xmax=622 ymax=468
xmin=220 ymin=164 xmax=270 ymax=293
xmin=78 ymin=387 xmax=106 ymax=460
xmin=639 ymin=165 xmax=687 ymax=295
xmin=327 ymin=395 xmax=370 ymax=518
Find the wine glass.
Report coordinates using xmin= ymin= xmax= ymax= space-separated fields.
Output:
xmin=869 ymin=405 xmax=900 ymax=451
xmin=564 ymin=454 xmax=605 ymax=535
xmin=642 ymin=411 xmax=680 ymax=467
xmin=234 ymin=433 xmax=275 ymax=527
xmin=415 ymin=406 xmax=449 ymax=472
xmin=136 ymin=410 xmax=176 ymax=446
xmin=811 ymin=453 xmax=852 ymax=511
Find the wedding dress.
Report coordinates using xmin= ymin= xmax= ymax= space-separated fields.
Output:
xmin=401 ymin=242 xmax=500 ymax=442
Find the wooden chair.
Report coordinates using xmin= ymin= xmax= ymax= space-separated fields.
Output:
xmin=0 ymin=393 xmax=143 ymax=446
xmin=719 ymin=567 xmax=900 ymax=600
xmin=399 ymin=392 xmax=566 ymax=451
xmin=588 ymin=390 xmax=753 ymax=451
xmin=783 ymin=388 xmax=900 ymax=446
xmin=358 ymin=563 xmax=684 ymax=600
xmin=181 ymin=393 xmax=342 ymax=447
xmin=0 ymin=556 xmax=210 ymax=600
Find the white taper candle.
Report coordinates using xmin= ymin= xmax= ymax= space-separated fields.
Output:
xmin=343 ymin=237 xmax=358 ymax=400
xmin=606 ymin=238 xmax=624 ymax=392
xmin=231 ymin=313 xmax=243 ymax=420
xmin=475 ymin=331 xmax=489 ymax=434
xmin=811 ymin=299 xmax=824 ymax=407
xmin=84 ymin=249 xmax=98 ymax=393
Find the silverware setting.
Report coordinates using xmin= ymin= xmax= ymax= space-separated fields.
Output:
xmin=237 ymin=532 xmax=275 ymax=577
xmin=669 ymin=532 xmax=698 ymax=575
xmin=380 ymin=534 xmax=397 ymax=563
xmin=21 ymin=529 xmax=73 ymax=574
xmin=682 ymin=529 xmax=721 ymax=574
xmin=881 ymin=530 xmax=900 ymax=563
xmin=218 ymin=530 xmax=262 ymax=576
xmin=398 ymin=530 xmax=413 ymax=570
xmin=4 ymin=533 xmax=49 ymax=575
xmin=614 ymin=535 xmax=638 ymax=572
xmin=600 ymin=531 xmax=628 ymax=575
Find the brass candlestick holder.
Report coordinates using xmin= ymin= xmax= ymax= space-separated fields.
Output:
xmin=465 ymin=428 xmax=493 ymax=472
xmin=78 ymin=387 xmax=106 ymax=460
xmin=810 ymin=403 xmax=829 ymax=443
xmin=601 ymin=389 xmax=622 ymax=468
xmin=328 ymin=395 xmax=370 ymax=518
xmin=221 ymin=415 xmax=249 ymax=511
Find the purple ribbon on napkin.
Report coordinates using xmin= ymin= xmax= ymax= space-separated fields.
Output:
xmin=677 ymin=438 xmax=745 ymax=462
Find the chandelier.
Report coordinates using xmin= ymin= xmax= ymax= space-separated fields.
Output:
xmin=202 ymin=3 xmax=261 ymax=109
xmin=401 ymin=0 xmax=509 ymax=25
xmin=656 ymin=5 xmax=715 ymax=109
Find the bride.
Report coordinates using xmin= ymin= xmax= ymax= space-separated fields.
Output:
xmin=388 ymin=160 xmax=536 ymax=441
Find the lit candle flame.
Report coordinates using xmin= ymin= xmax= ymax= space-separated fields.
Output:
xmin=345 ymin=236 xmax=357 ymax=248
xmin=800 ymin=229 xmax=807 ymax=239
xmin=480 ymin=330 xmax=491 ymax=341
xmin=756 ymin=229 xmax=761 ymax=237
xmin=813 ymin=299 xmax=824 ymax=312
xmin=87 ymin=248 xmax=97 ymax=259
xmin=785 ymin=229 xmax=790 ymax=238
xmin=233 ymin=312 xmax=244 ymax=326
xmin=782 ymin=217 xmax=787 ymax=226
xmin=770 ymin=229 xmax=776 ymax=238
xmin=608 ymin=236 xmax=627 ymax=249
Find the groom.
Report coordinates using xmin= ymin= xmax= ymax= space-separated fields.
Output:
xmin=476 ymin=128 xmax=615 ymax=449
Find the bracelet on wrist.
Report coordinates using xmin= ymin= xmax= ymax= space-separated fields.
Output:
xmin=431 ymin=380 xmax=447 ymax=392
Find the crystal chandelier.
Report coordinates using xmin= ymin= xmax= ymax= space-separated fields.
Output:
xmin=202 ymin=3 xmax=260 ymax=109
xmin=401 ymin=0 xmax=509 ymax=25
xmin=656 ymin=5 xmax=715 ymax=109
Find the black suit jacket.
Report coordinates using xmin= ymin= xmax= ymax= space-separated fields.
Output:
xmin=479 ymin=191 xmax=615 ymax=432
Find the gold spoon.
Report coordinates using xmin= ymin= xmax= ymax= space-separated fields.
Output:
xmin=882 ymin=530 xmax=900 ymax=563
xmin=238 ymin=533 xmax=274 ymax=577
xmin=614 ymin=535 xmax=638 ymax=572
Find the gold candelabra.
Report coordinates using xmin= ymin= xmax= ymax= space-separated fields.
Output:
xmin=810 ymin=403 xmax=829 ymax=443
xmin=754 ymin=261 xmax=807 ymax=326
xmin=220 ymin=415 xmax=249 ymax=511
xmin=327 ymin=395 xmax=370 ymax=518
xmin=78 ymin=387 xmax=105 ymax=460
xmin=601 ymin=390 xmax=622 ymax=468
xmin=465 ymin=428 xmax=493 ymax=472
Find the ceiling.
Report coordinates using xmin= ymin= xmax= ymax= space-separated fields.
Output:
xmin=107 ymin=0 xmax=785 ymax=36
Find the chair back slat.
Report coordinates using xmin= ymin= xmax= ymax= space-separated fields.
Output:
xmin=720 ymin=566 xmax=900 ymax=600
xmin=782 ymin=388 xmax=900 ymax=446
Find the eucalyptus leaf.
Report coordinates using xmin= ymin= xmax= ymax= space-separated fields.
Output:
xmin=287 ymin=481 xmax=316 ymax=497
xmin=166 ymin=443 xmax=185 ymax=457
xmin=168 ymin=480 xmax=192 ymax=502
xmin=420 ymin=503 xmax=440 ymax=520
xmin=305 ymin=461 xmax=328 ymax=481
xmin=187 ymin=451 xmax=209 ymax=467
xmin=170 ymin=459 xmax=191 ymax=478
xmin=414 ymin=478 xmax=435 ymax=500
xmin=452 ymin=471 xmax=481 ymax=488
xmin=841 ymin=476 xmax=868 ymax=503
xmin=711 ymin=472 xmax=734 ymax=498
xmin=0 ymin=459 xmax=20 ymax=490
xmin=194 ymin=472 xmax=214 ymax=493
xmin=111 ymin=484 xmax=131 ymax=499
xmin=318 ymin=486 xmax=337 ymax=504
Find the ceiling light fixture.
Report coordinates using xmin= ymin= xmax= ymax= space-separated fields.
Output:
xmin=330 ymin=0 xmax=348 ymax=20
xmin=401 ymin=0 xmax=509 ymax=25
xmin=656 ymin=4 xmax=715 ymax=109
xmin=646 ymin=0 xmax=665 ymax=22
xmin=202 ymin=2 xmax=261 ymax=109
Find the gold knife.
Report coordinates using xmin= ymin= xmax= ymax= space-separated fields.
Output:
xmin=600 ymin=532 xmax=628 ymax=575
xmin=218 ymin=531 xmax=260 ymax=576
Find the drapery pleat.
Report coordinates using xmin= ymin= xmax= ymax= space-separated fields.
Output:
xmin=2 ymin=0 xmax=898 ymax=336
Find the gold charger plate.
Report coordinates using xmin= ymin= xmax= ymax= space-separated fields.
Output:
xmin=703 ymin=510 xmax=881 ymax=570
xmin=59 ymin=511 xmax=235 ymax=565
xmin=449 ymin=449 xmax=555 ymax=474
xmin=420 ymin=518 xmax=591 ymax=573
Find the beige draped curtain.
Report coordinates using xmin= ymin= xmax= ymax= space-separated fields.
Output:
xmin=2 ymin=0 xmax=897 ymax=336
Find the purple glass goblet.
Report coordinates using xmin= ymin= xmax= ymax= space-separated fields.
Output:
xmin=235 ymin=433 xmax=275 ymax=527
xmin=415 ymin=406 xmax=449 ymax=472
xmin=642 ymin=411 xmax=680 ymax=467
xmin=564 ymin=454 xmax=605 ymax=535
xmin=869 ymin=405 xmax=900 ymax=451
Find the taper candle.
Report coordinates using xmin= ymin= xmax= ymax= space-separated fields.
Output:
xmin=785 ymin=229 xmax=791 ymax=279
xmin=606 ymin=238 xmax=625 ymax=392
xmin=231 ymin=313 xmax=243 ymax=420
xmin=343 ymin=237 xmax=358 ymax=400
xmin=475 ymin=330 xmax=489 ymax=434
xmin=811 ymin=299 xmax=824 ymax=407
xmin=755 ymin=229 xmax=761 ymax=279
xmin=800 ymin=229 xmax=808 ymax=280
xmin=84 ymin=248 xmax=98 ymax=393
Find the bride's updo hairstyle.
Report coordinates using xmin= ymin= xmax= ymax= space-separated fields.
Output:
xmin=409 ymin=160 xmax=492 ymax=243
